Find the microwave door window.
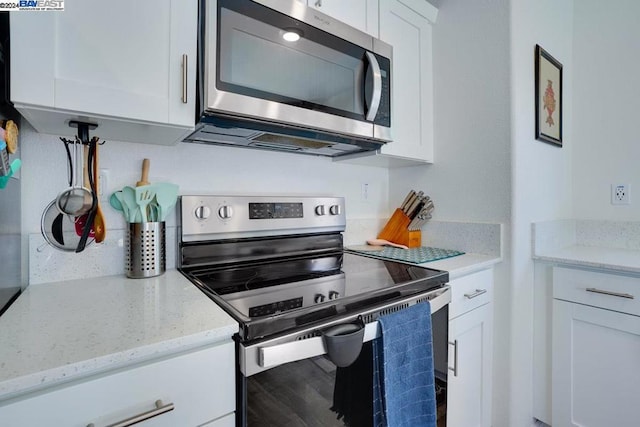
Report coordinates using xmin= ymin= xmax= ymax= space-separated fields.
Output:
xmin=218 ymin=5 xmax=366 ymax=120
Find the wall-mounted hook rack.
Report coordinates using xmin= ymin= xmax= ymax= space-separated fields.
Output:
xmin=68 ymin=121 xmax=98 ymax=145
xmin=68 ymin=121 xmax=102 ymax=253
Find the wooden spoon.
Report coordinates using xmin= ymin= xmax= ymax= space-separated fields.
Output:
xmin=136 ymin=158 xmax=150 ymax=187
xmin=93 ymin=141 xmax=106 ymax=243
xmin=366 ymin=238 xmax=409 ymax=249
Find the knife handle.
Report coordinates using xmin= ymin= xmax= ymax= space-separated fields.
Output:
xmin=400 ymin=190 xmax=415 ymax=211
xmin=406 ymin=198 xmax=423 ymax=219
xmin=402 ymin=192 xmax=418 ymax=213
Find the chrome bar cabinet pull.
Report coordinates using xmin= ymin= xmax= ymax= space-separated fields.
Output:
xmin=585 ymin=287 xmax=634 ymax=300
xmin=86 ymin=399 xmax=174 ymax=427
xmin=181 ymin=54 xmax=188 ymax=104
xmin=448 ymin=340 xmax=458 ymax=377
xmin=464 ymin=288 xmax=487 ymax=299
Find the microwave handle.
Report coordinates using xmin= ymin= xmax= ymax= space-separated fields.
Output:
xmin=364 ymin=51 xmax=383 ymax=122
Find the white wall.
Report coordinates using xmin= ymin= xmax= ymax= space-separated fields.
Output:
xmin=391 ymin=1 xmax=574 ymax=426
xmin=573 ymin=0 xmax=640 ymax=220
xmin=20 ymin=122 xmax=389 ymax=263
xmin=389 ymin=0 xmax=513 ymax=424
xmin=510 ymin=1 xmax=573 ymax=426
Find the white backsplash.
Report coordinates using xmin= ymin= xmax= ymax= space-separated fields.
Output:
xmin=532 ymin=219 xmax=640 ymax=254
xmin=531 ymin=219 xmax=577 ymax=254
xmin=29 ymin=227 xmax=178 ymax=285
xmin=30 ymin=219 xmax=502 ymax=284
xmin=343 ymin=218 xmax=387 ymax=246
xmin=346 ymin=218 xmax=502 ymax=256
xmin=576 ymin=220 xmax=640 ymax=250
xmin=422 ymin=220 xmax=502 ymax=256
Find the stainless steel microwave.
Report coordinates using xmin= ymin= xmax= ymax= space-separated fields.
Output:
xmin=186 ymin=0 xmax=393 ymax=157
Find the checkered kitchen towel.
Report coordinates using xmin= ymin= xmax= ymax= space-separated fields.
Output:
xmin=373 ymin=301 xmax=436 ymax=427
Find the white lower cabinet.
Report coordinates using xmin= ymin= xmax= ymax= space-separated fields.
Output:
xmin=552 ymin=267 xmax=640 ymax=427
xmin=0 ymin=342 xmax=235 ymax=427
xmin=447 ymin=269 xmax=494 ymax=427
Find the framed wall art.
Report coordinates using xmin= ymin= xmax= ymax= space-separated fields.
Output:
xmin=535 ymin=44 xmax=563 ymax=146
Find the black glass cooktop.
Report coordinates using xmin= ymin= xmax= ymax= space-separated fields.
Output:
xmin=183 ymin=252 xmax=448 ymax=341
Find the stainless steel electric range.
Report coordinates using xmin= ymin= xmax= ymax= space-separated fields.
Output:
xmin=178 ymin=195 xmax=451 ymax=427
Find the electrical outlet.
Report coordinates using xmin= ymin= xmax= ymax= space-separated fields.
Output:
xmin=361 ymin=183 xmax=369 ymax=201
xmin=611 ymin=184 xmax=630 ymax=205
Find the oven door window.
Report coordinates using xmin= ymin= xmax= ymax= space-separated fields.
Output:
xmin=247 ymin=344 xmax=373 ymax=426
xmin=217 ymin=0 xmax=388 ymax=124
xmin=243 ymin=307 xmax=449 ymax=427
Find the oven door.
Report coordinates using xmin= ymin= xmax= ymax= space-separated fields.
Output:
xmin=237 ymin=286 xmax=450 ymax=427
xmin=205 ymin=0 xmax=392 ymax=141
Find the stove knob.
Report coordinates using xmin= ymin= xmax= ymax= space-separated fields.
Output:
xmin=218 ymin=205 xmax=234 ymax=219
xmin=194 ymin=205 xmax=211 ymax=220
xmin=315 ymin=205 xmax=326 ymax=216
xmin=329 ymin=291 xmax=340 ymax=300
xmin=314 ymin=294 xmax=326 ymax=303
xmin=329 ymin=205 xmax=342 ymax=216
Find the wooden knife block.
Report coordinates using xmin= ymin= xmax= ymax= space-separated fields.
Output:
xmin=377 ymin=208 xmax=422 ymax=248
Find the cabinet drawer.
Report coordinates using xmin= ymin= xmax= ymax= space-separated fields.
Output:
xmin=553 ymin=267 xmax=640 ymax=316
xmin=449 ymin=268 xmax=494 ymax=319
xmin=0 ymin=341 xmax=235 ymax=427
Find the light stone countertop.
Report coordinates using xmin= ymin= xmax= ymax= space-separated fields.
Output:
xmin=533 ymin=245 xmax=640 ymax=274
xmin=0 ymin=248 xmax=500 ymax=403
xmin=417 ymin=253 xmax=502 ymax=280
xmin=0 ymin=270 xmax=238 ymax=402
xmin=532 ymin=219 xmax=640 ymax=274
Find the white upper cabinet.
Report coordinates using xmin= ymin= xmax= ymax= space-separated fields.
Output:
xmin=10 ymin=0 xmax=197 ymax=145
xmin=335 ymin=0 xmax=438 ymax=167
xmin=378 ymin=0 xmax=436 ymax=163
xmin=304 ymin=0 xmax=379 ymax=37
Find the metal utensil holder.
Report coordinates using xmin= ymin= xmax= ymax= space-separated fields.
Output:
xmin=126 ymin=222 xmax=165 ymax=278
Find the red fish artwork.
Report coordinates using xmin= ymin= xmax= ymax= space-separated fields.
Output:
xmin=543 ymin=79 xmax=556 ymax=126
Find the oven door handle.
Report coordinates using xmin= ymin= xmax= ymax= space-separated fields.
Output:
xmin=258 ymin=288 xmax=450 ymax=371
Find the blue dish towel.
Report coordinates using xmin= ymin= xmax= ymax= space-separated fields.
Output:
xmin=373 ymin=302 xmax=436 ymax=427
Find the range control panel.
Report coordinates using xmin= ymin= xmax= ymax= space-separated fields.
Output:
xmin=248 ymin=297 xmax=304 ymax=317
xmin=181 ymin=195 xmax=346 ymax=241
xmin=249 ymin=203 xmax=304 ymax=219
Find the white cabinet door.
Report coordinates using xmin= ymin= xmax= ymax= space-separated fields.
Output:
xmin=10 ymin=0 xmax=196 ymax=143
xmin=306 ymin=0 xmax=378 ymax=37
xmin=0 ymin=342 xmax=235 ymax=427
xmin=379 ymin=0 xmax=436 ymax=162
xmin=447 ymin=303 xmax=493 ymax=427
xmin=552 ymin=300 xmax=640 ymax=427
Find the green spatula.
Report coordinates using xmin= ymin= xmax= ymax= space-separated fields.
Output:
xmin=153 ymin=183 xmax=179 ymax=221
